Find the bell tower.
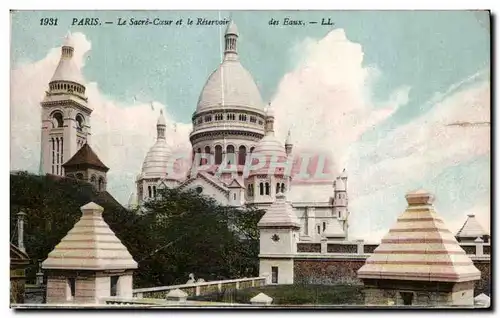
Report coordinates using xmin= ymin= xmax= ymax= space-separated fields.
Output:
xmin=40 ymin=33 xmax=92 ymax=176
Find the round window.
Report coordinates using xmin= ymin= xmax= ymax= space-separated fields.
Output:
xmin=196 ymin=186 xmax=203 ymax=194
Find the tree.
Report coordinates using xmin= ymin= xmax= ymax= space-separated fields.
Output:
xmin=10 ymin=171 xmax=265 ymax=288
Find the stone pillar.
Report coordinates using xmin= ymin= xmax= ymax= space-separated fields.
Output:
xmin=474 ymin=237 xmax=484 ymax=256
xmin=17 ymin=211 xmax=27 ymax=253
xmin=306 ymin=207 xmax=315 ymax=238
xmin=320 ymin=237 xmax=327 ymax=254
xmin=117 ymin=274 xmax=133 ymax=298
xmin=36 ymin=261 xmax=44 ymax=286
xmin=357 ymin=239 xmax=364 ymax=254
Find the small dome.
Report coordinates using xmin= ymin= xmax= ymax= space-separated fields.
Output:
xmin=265 ymin=104 xmax=275 ymax=118
xmin=157 ymin=109 xmax=166 ymax=126
xmin=285 ymin=130 xmax=292 ymax=145
xmin=226 ymin=21 xmax=238 ymax=36
xmin=140 ymin=139 xmax=174 ymax=178
xmin=252 ymin=134 xmax=287 ymax=157
xmin=196 ymin=60 xmax=264 ymax=111
xmin=63 ymin=32 xmax=75 ymax=47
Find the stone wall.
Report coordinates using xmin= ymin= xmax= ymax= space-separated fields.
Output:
xmin=484 ymin=246 xmax=490 ymax=255
xmin=293 ymin=258 xmax=490 ymax=296
xmin=327 ymin=244 xmax=357 ymax=254
xmin=363 ymin=245 xmax=378 ymax=254
xmin=297 ymin=243 xmax=321 ymax=253
xmin=474 ymin=260 xmax=491 ymax=296
xmin=294 ymin=259 xmax=365 ymax=285
xmin=462 ymin=245 xmax=476 ymax=255
xmin=134 ymin=277 xmax=266 ymax=299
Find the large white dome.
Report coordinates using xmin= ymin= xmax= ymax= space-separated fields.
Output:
xmin=197 ymin=60 xmax=264 ymax=111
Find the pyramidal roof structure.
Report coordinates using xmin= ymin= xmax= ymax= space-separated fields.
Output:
xmin=358 ymin=190 xmax=480 ymax=283
xmin=42 ymin=202 xmax=138 ymax=270
xmin=456 ymin=214 xmax=489 ymax=239
xmin=63 ymin=143 xmax=109 ymax=172
xmin=258 ymin=193 xmax=300 ymax=228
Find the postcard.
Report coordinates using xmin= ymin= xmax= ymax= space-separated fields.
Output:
xmin=9 ymin=10 xmax=491 ymax=309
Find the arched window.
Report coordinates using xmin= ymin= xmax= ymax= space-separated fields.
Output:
xmin=317 ymin=225 xmax=321 ymax=234
xmin=250 ymin=147 xmax=255 ymax=154
xmin=215 ymin=145 xmax=223 ymax=164
xmin=197 ymin=148 xmax=202 ymax=166
xmin=276 ymin=183 xmax=280 ymax=194
xmin=323 ymin=222 xmax=326 ymax=232
xmin=238 ymin=145 xmax=246 ymax=165
xmin=247 ymin=184 xmax=252 ymax=196
xmin=148 ymin=186 xmax=152 ymax=198
xmin=76 ymin=173 xmax=83 ymax=180
xmin=90 ymin=175 xmax=97 ymax=186
xmin=226 ymin=145 xmax=235 ymax=165
xmin=98 ymin=177 xmax=105 ymax=191
xmin=259 ymin=183 xmax=264 ymax=195
xmin=52 ymin=112 xmax=64 ymax=128
xmin=265 ymin=182 xmax=270 ymax=195
xmin=281 ymin=183 xmax=286 ymax=193
xmin=76 ymin=114 xmax=84 ymax=131
xmin=204 ymin=146 xmax=211 ymax=165
xmin=153 ymin=186 xmax=157 ymax=197
xmin=251 ymin=184 xmax=255 ymax=196
xmin=233 ymin=193 xmax=236 ymax=200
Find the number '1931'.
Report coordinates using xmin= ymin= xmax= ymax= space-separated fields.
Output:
xmin=40 ymin=18 xmax=58 ymax=26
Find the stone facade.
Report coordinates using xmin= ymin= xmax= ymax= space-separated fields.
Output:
xmin=10 ymin=244 xmax=30 ymax=304
xmin=42 ymin=202 xmax=137 ymax=304
xmin=362 ymin=279 xmax=475 ymax=307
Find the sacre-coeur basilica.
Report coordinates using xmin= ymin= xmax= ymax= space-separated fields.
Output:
xmin=39 ymin=21 xmax=350 ymax=243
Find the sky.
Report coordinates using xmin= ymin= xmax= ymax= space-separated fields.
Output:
xmin=10 ymin=10 xmax=490 ymax=241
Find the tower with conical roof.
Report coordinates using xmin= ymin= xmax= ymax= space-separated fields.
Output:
xmin=357 ymin=190 xmax=481 ymax=307
xmin=40 ymin=32 xmax=92 ymax=177
xmin=258 ymin=192 xmax=301 ymax=284
xmin=42 ymin=202 xmax=138 ymax=304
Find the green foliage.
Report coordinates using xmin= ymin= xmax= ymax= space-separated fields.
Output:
xmin=190 ymin=284 xmax=365 ymax=305
xmin=10 ymin=171 xmax=264 ymax=288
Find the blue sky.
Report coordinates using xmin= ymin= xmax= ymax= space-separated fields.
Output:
xmin=10 ymin=10 xmax=490 ymax=240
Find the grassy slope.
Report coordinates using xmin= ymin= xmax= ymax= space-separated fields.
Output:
xmin=190 ymin=284 xmax=364 ymax=305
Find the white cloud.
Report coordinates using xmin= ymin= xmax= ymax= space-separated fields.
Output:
xmin=272 ymin=29 xmax=410 ymax=172
xmin=271 ymin=29 xmax=490 ymax=241
xmin=10 ymin=32 xmax=192 ymax=203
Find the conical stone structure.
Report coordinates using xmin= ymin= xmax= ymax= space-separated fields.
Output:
xmin=43 ymin=202 xmax=137 ymax=304
xmin=43 ymin=202 xmax=137 ymax=270
xmin=456 ymin=214 xmax=489 ymax=243
xmin=357 ymin=190 xmax=480 ymax=307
